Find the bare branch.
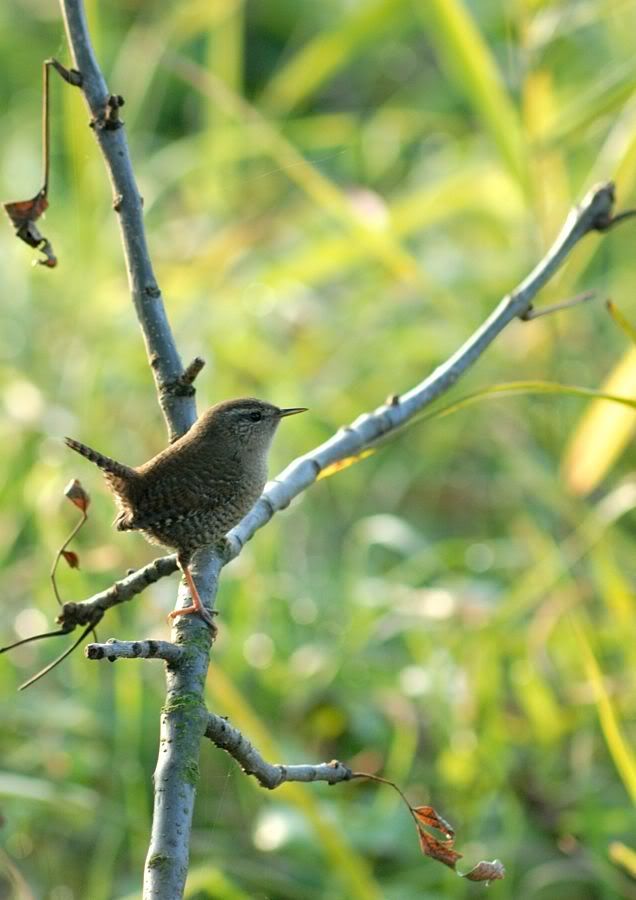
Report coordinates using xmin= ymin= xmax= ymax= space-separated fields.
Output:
xmin=223 ymin=182 xmax=627 ymax=561
xmin=85 ymin=638 xmax=182 ymax=664
xmin=205 ymin=712 xmax=353 ymax=789
xmin=56 ymin=555 xmax=178 ymax=631
xmin=58 ymin=0 xmax=195 ymax=441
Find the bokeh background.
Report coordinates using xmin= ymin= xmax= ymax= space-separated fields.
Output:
xmin=1 ymin=1 xmax=635 ymax=898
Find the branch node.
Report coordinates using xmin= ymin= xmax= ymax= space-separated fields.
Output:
xmin=45 ymin=58 xmax=82 ymax=87
xmin=160 ymin=358 xmax=206 ymax=399
xmin=113 ymin=194 xmax=123 ymax=212
xmin=91 ymin=94 xmax=125 ymax=131
xmin=595 ymin=207 xmax=636 ymax=232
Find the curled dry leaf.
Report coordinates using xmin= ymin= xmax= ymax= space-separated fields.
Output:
xmin=3 ymin=191 xmax=57 ymax=268
xmin=412 ymin=805 xmax=455 ymax=837
xmin=64 ymin=478 xmax=90 ymax=513
xmin=61 ymin=549 xmax=80 ymax=569
xmin=417 ymin=827 xmax=463 ymax=869
xmin=463 ymin=859 xmax=506 ymax=882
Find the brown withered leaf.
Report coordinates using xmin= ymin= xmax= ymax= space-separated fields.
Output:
xmin=317 ymin=449 xmax=375 ymax=481
xmin=61 ymin=549 xmax=80 ymax=569
xmin=4 ymin=190 xmax=57 ymax=268
xmin=463 ymin=859 xmax=506 ymax=882
xmin=417 ymin=827 xmax=462 ymax=869
xmin=413 ymin=805 xmax=455 ymax=838
xmin=64 ymin=478 xmax=90 ymax=513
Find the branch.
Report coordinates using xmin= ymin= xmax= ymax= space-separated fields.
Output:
xmin=85 ymin=638 xmax=182 ymax=664
xmin=58 ymin=1 xmax=194 ymax=441
xmin=204 ymin=712 xmax=353 ymax=789
xmin=223 ymin=182 xmax=626 ymax=560
xmin=56 ymin=555 xmax=178 ymax=631
xmin=58 ymin=4 xmax=213 ymax=899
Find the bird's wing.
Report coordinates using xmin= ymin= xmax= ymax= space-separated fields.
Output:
xmin=122 ymin=464 xmax=239 ymax=532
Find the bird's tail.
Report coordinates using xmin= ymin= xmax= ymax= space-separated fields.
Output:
xmin=64 ymin=437 xmax=134 ymax=481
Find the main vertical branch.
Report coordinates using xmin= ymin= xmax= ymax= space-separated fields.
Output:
xmin=58 ymin=3 xmax=215 ymax=897
xmin=59 ymin=0 xmax=193 ymax=440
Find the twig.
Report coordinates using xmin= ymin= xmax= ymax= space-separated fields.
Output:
xmin=55 ymin=555 xmax=179 ymax=631
xmin=50 ymin=504 xmax=87 ymax=605
xmin=204 ymin=712 xmax=354 ymax=789
xmin=18 ymin=622 xmax=96 ymax=691
xmin=85 ymin=639 xmax=182 ymax=664
xmin=204 ymin=713 xmax=504 ymax=881
xmin=521 ymin=289 xmax=596 ymax=320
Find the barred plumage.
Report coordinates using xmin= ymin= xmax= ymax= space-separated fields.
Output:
xmin=65 ymin=398 xmax=306 ymax=627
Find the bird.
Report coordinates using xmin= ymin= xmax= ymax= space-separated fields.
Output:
xmin=64 ymin=398 xmax=306 ymax=628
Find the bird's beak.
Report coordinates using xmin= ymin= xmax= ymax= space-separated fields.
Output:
xmin=278 ymin=407 xmax=308 ymax=417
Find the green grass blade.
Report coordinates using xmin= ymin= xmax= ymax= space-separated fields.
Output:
xmin=261 ymin=0 xmax=404 ymax=114
xmin=422 ymin=380 xmax=636 ymax=424
xmin=570 ymin=615 xmax=636 ymax=805
xmin=415 ymin=0 xmax=527 ymax=189
xmin=167 ymin=54 xmax=425 ymax=285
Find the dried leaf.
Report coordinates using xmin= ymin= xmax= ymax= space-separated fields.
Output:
xmin=463 ymin=859 xmax=506 ymax=882
xmin=4 ymin=190 xmax=57 ymax=268
xmin=64 ymin=478 xmax=90 ymax=513
xmin=317 ymin=449 xmax=375 ymax=481
xmin=417 ymin=827 xmax=462 ymax=869
xmin=4 ymin=191 xmax=48 ymax=228
xmin=61 ymin=549 xmax=80 ymax=569
xmin=413 ymin=805 xmax=455 ymax=837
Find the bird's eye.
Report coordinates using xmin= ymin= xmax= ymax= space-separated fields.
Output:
xmin=248 ymin=411 xmax=262 ymax=422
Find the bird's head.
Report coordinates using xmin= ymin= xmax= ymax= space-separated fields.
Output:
xmin=194 ymin=398 xmax=306 ymax=458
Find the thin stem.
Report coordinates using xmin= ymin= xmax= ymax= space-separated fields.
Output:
xmin=521 ymin=289 xmax=596 ymax=320
xmin=18 ymin=622 xmax=95 ymax=691
xmin=42 ymin=60 xmax=50 ymax=195
xmin=50 ymin=509 xmax=87 ymax=605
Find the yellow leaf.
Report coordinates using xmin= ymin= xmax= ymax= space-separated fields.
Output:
xmin=609 ymin=841 xmax=636 ymax=877
xmin=561 ymin=347 xmax=636 ymax=495
xmin=317 ymin=449 xmax=375 ymax=481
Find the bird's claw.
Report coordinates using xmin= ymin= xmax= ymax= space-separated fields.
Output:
xmin=167 ymin=604 xmax=218 ymax=636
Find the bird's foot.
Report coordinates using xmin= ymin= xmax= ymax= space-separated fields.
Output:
xmin=168 ymin=603 xmax=218 ymax=635
xmin=171 ymin=562 xmax=218 ymax=634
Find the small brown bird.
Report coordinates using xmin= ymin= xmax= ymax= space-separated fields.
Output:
xmin=65 ymin=398 xmax=306 ymax=627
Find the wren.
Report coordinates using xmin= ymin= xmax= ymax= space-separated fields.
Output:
xmin=65 ymin=398 xmax=306 ymax=627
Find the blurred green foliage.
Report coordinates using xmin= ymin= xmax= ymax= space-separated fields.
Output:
xmin=1 ymin=1 xmax=635 ymax=898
